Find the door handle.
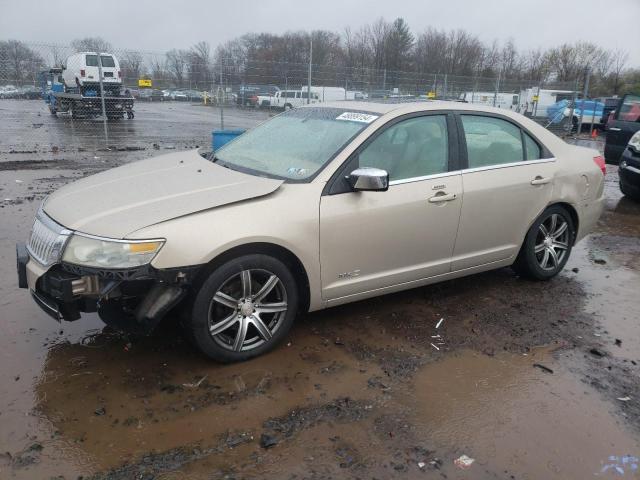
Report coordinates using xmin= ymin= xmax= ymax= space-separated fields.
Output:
xmin=608 ymin=127 xmax=621 ymax=132
xmin=428 ymin=192 xmax=457 ymax=203
xmin=530 ymin=176 xmax=551 ymax=185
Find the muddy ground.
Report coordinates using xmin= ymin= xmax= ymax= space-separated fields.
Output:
xmin=0 ymin=100 xmax=639 ymax=479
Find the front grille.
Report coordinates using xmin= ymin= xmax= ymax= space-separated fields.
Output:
xmin=27 ymin=211 xmax=71 ymax=267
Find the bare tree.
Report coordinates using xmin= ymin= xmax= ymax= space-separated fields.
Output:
xmin=70 ymin=37 xmax=113 ymax=52
xmin=0 ymin=40 xmax=44 ymax=85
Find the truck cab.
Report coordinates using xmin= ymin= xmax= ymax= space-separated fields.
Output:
xmin=62 ymin=52 xmax=122 ymax=95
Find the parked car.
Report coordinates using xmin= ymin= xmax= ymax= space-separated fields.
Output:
xmin=618 ymin=131 xmax=640 ymax=201
xmin=170 ymin=90 xmax=189 ymax=101
xmin=604 ymin=94 xmax=640 ymax=164
xmin=17 ymin=101 xmax=605 ymax=362
xmin=0 ymin=85 xmax=19 ymax=99
xmin=236 ymin=85 xmax=279 ymax=107
xmin=138 ymin=89 xmax=164 ymax=101
xmin=17 ymin=85 xmax=41 ymax=99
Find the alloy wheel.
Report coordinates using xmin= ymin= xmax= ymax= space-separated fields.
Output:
xmin=207 ymin=269 xmax=288 ymax=352
xmin=534 ymin=213 xmax=570 ymax=271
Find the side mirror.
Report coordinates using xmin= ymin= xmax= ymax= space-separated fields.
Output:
xmin=347 ymin=167 xmax=389 ymax=192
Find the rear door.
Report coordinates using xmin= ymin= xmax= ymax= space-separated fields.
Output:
xmin=452 ymin=113 xmax=556 ymax=271
xmin=605 ymin=94 xmax=640 ymax=164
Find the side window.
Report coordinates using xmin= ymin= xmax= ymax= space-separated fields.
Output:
xmin=524 ymin=133 xmax=541 ymax=160
xmin=358 ymin=115 xmax=448 ymax=181
xmin=461 ymin=115 xmax=524 ymax=168
xmin=617 ymin=95 xmax=640 ymax=122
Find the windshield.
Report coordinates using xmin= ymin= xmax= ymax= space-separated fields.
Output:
xmin=214 ymin=107 xmax=379 ymax=180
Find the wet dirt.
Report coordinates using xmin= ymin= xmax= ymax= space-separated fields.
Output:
xmin=1 ymin=114 xmax=639 ymax=479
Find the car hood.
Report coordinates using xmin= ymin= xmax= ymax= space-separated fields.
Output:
xmin=43 ymin=149 xmax=284 ymax=238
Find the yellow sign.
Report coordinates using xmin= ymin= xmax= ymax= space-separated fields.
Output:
xmin=138 ymin=79 xmax=152 ymax=88
xmin=427 ymin=91 xmax=436 ymax=99
xmin=532 ymin=95 xmax=539 ymax=102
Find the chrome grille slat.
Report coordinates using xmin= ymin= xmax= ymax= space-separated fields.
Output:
xmin=27 ymin=211 xmax=71 ymax=267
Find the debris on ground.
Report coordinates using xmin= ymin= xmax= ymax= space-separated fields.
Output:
xmin=593 ymin=258 xmax=607 ymax=265
xmin=615 ymin=339 xmax=622 ymax=347
xmin=590 ymin=347 xmax=606 ymax=358
xmin=454 ymin=454 xmax=475 ymax=469
xmin=183 ymin=375 xmax=207 ymax=388
xmin=94 ymin=407 xmax=106 ymax=416
xmin=617 ymin=396 xmax=631 ymax=402
xmin=533 ymin=363 xmax=554 ymax=374
xmin=435 ymin=318 xmax=444 ymax=329
xmin=260 ymin=433 xmax=278 ymax=449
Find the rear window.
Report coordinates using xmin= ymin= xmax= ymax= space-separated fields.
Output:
xmin=84 ymin=55 xmax=115 ymax=67
xmin=617 ymin=95 xmax=640 ymax=122
xmin=100 ymin=56 xmax=115 ymax=67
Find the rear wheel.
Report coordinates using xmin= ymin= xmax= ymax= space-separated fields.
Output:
xmin=513 ymin=206 xmax=574 ymax=280
xmin=186 ymin=254 xmax=298 ymax=362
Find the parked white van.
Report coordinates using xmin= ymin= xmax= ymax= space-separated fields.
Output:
xmin=256 ymin=90 xmax=319 ymax=109
xmin=61 ymin=52 xmax=122 ymax=94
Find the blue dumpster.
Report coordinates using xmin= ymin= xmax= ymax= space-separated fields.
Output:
xmin=212 ymin=129 xmax=245 ymax=150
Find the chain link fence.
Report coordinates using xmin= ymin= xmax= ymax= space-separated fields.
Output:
xmin=0 ymin=42 xmax=612 ymax=155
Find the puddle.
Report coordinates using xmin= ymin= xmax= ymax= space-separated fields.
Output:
xmin=409 ymin=348 xmax=640 ymax=478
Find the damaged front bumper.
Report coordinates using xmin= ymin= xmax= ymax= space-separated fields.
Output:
xmin=17 ymin=243 xmax=200 ymax=332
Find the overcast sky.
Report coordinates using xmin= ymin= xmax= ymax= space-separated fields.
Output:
xmin=2 ymin=0 xmax=640 ymax=66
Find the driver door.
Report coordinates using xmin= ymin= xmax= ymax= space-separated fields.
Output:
xmin=319 ymin=113 xmax=463 ymax=302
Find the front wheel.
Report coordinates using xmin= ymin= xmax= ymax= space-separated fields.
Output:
xmin=186 ymin=254 xmax=298 ymax=362
xmin=513 ymin=206 xmax=575 ymax=280
xmin=620 ymin=180 xmax=640 ymax=202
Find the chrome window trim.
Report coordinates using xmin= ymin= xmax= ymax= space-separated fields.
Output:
xmin=389 ymin=170 xmax=462 ymax=186
xmin=462 ymin=157 xmax=556 ymax=174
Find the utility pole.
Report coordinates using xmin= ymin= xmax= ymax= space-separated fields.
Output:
xmin=493 ymin=69 xmax=501 ymax=107
xmin=307 ymin=38 xmax=312 ymax=105
xmin=96 ymin=52 xmax=108 ymax=144
xmin=578 ymin=66 xmax=591 ymax=135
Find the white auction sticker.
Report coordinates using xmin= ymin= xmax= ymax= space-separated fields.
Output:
xmin=336 ymin=112 xmax=379 ymax=123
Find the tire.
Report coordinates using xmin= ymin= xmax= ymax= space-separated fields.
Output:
xmin=513 ymin=205 xmax=575 ymax=280
xmin=620 ymin=180 xmax=640 ymax=202
xmin=284 ymin=103 xmax=293 ymax=111
xmin=185 ymin=254 xmax=299 ymax=362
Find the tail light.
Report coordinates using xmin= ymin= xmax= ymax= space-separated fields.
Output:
xmin=250 ymin=95 xmax=258 ymax=101
xmin=80 ymin=69 xmax=85 ymax=77
xmin=593 ymin=155 xmax=606 ymax=175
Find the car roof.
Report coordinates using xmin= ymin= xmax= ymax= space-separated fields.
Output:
xmin=302 ymin=100 xmax=524 ymax=119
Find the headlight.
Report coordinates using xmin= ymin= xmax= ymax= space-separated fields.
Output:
xmin=628 ymin=131 xmax=640 ymax=153
xmin=62 ymin=234 xmax=164 ymax=269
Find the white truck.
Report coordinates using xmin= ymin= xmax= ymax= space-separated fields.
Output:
xmin=301 ymin=86 xmax=355 ymax=102
xmin=458 ymin=91 xmax=519 ymax=110
xmin=256 ymin=90 xmax=319 ymax=109
xmin=42 ymin=52 xmax=134 ymax=119
xmin=518 ymin=88 xmax=575 ymax=117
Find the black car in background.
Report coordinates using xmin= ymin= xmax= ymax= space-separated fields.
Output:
xmin=619 ymin=131 xmax=640 ymax=201
xmin=236 ymin=85 xmax=279 ymax=107
xmin=604 ymin=94 xmax=640 ymax=164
